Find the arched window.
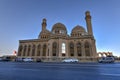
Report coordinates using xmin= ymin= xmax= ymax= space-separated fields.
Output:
xmin=85 ymin=42 xmax=90 ymax=56
xmin=23 ymin=45 xmax=27 ymax=56
xmin=43 ymin=44 xmax=46 ymax=56
xmin=18 ymin=45 xmax=23 ymax=56
xmin=77 ymin=42 xmax=82 ymax=56
xmin=52 ymin=42 xmax=57 ymax=56
xmin=37 ymin=44 xmax=41 ymax=56
xmin=27 ymin=45 xmax=31 ymax=56
xmin=32 ymin=45 xmax=36 ymax=56
xmin=69 ymin=42 xmax=74 ymax=56
xmin=62 ymin=43 xmax=66 ymax=53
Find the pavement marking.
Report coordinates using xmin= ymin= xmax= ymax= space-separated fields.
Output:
xmin=101 ymin=73 xmax=120 ymax=77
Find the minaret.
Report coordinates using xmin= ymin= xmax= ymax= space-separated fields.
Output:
xmin=42 ymin=18 xmax=47 ymax=31
xmin=85 ymin=11 xmax=93 ymax=36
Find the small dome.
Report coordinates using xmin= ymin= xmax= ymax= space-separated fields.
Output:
xmin=51 ymin=23 xmax=67 ymax=35
xmin=40 ymin=29 xmax=51 ymax=35
xmin=38 ymin=29 xmax=51 ymax=39
xmin=72 ymin=25 xmax=85 ymax=33
xmin=71 ymin=25 xmax=86 ymax=37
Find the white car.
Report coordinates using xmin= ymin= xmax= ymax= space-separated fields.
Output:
xmin=98 ymin=56 xmax=115 ymax=63
xmin=62 ymin=58 xmax=79 ymax=62
xmin=23 ymin=58 xmax=33 ymax=62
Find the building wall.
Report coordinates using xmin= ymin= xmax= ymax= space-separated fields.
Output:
xmin=17 ymin=37 xmax=97 ymax=62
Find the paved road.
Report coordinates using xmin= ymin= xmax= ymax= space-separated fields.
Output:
xmin=0 ymin=62 xmax=120 ymax=80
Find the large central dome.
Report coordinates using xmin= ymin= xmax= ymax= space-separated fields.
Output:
xmin=51 ymin=23 xmax=67 ymax=35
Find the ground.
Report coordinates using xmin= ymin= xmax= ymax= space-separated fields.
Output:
xmin=0 ymin=62 xmax=120 ymax=80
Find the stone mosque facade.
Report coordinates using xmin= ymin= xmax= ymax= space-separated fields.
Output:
xmin=17 ymin=11 xmax=97 ymax=62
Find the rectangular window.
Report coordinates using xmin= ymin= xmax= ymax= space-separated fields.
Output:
xmin=62 ymin=43 xmax=66 ymax=53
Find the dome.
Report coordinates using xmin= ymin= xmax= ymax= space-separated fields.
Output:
xmin=72 ymin=25 xmax=86 ymax=33
xmin=51 ymin=23 xmax=67 ymax=35
xmin=40 ymin=29 xmax=51 ymax=35
xmin=71 ymin=25 xmax=86 ymax=37
xmin=38 ymin=29 xmax=51 ymax=39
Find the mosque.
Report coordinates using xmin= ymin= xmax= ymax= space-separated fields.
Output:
xmin=17 ymin=11 xmax=97 ymax=62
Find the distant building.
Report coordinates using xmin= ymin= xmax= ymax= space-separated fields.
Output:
xmin=97 ymin=52 xmax=113 ymax=57
xmin=17 ymin=11 xmax=97 ymax=62
xmin=2 ymin=55 xmax=16 ymax=61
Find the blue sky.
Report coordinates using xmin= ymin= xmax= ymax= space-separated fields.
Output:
xmin=0 ymin=0 xmax=120 ymax=56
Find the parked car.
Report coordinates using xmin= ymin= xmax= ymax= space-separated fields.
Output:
xmin=23 ymin=58 xmax=33 ymax=62
xmin=2 ymin=56 xmax=11 ymax=61
xmin=36 ymin=58 xmax=42 ymax=62
xmin=0 ymin=58 xmax=3 ymax=61
xmin=15 ymin=58 xmax=23 ymax=62
xmin=98 ymin=56 xmax=115 ymax=63
xmin=62 ymin=58 xmax=79 ymax=62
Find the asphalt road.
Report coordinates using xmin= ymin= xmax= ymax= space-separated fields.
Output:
xmin=0 ymin=62 xmax=120 ymax=80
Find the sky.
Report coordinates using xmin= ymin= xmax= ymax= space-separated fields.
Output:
xmin=0 ymin=0 xmax=120 ymax=56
